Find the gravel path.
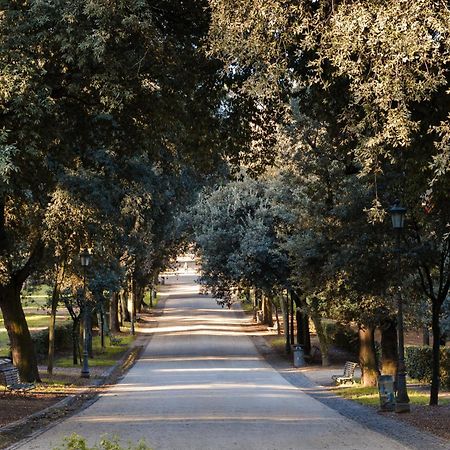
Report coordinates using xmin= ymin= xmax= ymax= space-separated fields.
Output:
xmin=9 ymin=275 xmax=444 ymax=450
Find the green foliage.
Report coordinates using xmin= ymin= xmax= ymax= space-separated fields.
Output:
xmin=322 ymin=321 xmax=359 ymax=354
xmin=405 ymin=346 xmax=450 ymax=389
xmin=31 ymin=322 xmax=73 ymax=359
xmin=53 ymin=434 xmax=151 ymax=450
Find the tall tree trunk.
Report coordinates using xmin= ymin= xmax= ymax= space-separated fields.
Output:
xmin=311 ymin=315 xmax=330 ymax=366
xmin=292 ymin=290 xmax=311 ymax=355
xmin=359 ymin=325 xmax=379 ymax=386
xmin=430 ymin=299 xmax=441 ymax=405
xmin=136 ymin=284 xmax=145 ymax=313
xmin=262 ymin=295 xmax=273 ymax=327
xmin=129 ymin=278 xmax=136 ymax=335
xmin=290 ymin=293 xmax=295 ymax=346
xmin=120 ymin=290 xmax=130 ymax=322
xmin=48 ymin=262 xmax=65 ymax=374
xmin=0 ymin=282 xmax=40 ymax=382
xmin=280 ymin=294 xmax=290 ymax=353
xmin=380 ymin=318 xmax=398 ymax=377
xmin=274 ymin=304 xmax=281 ymax=335
xmin=109 ymin=292 xmax=120 ymax=332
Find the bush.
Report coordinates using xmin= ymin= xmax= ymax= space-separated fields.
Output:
xmin=322 ymin=321 xmax=359 ymax=353
xmin=53 ymin=433 xmax=151 ymax=450
xmin=32 ymin=321 xmax=73 ymax=359
xmin=405 ymin=346 xmax=450 ymax=389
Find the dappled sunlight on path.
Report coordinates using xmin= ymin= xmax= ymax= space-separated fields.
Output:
xmin=16 ymin=272 xmax=411 ymax=450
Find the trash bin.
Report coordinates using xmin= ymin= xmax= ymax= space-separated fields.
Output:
xmin=293 ymin=345 xmax=305 ymax=367
xmin=256 ymin=310 xmax=263 ymax=324
xmin=378 ymin=375 xmax=395 ymax=411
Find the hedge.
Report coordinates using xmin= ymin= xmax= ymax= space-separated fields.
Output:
xmin=405 ymin=346 xmax=450 ymax=389
xmin=31 ymin=321 xmax=73 ymax=359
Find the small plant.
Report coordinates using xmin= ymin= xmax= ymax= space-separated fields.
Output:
xmin=53 ymin=433 xmax=152 ymax=450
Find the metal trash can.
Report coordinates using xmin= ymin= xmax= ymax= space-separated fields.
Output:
xmin=293 ymin=345 xmax=305 ymax=367
xmin=256 ymin=310 xmax=263 ymax=324
xmin=378 ymin=375 xmax=395 ymax=411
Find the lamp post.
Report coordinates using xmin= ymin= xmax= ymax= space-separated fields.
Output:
xmin=80 ymin=249 xmax=92 ymax=379
xmin=389 ymin=200 xmax=410 ymax=413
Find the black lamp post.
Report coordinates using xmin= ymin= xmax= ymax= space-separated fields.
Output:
xmin=80 ymin=249 xmax=92 ymax=379
xmin=389 ymin=200 xmax=410 ymax=413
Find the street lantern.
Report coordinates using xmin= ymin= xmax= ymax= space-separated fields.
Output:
xmin=389 ymin=200 xmax=410 ymax=413
xmin=80 ymin=249 xmax=92 ymax=379
xmin=390 ymin=201 xmax=407 ymax=229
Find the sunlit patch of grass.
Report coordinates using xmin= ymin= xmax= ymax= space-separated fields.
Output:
xmin=240 ymin=301 xmax=254 ymax=314
xmin=335 ymin=385 xmax=450 ymax=406
xmin=0 ymin=330 xmax=9 ymax=355
xmin=0 ymin=315 xmax=70 ymax=329
xmin=55 ymin=334 xmax=135 ymax=368
xmin=21 ymin=284 xmax=52 ymax=307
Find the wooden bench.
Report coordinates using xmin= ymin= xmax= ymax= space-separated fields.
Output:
xmin=0 ymin=364 xmax=35 ymax=394
xmin=332 ymin=361 xmax=358 ymax=385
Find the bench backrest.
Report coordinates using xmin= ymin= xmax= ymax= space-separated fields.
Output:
xmin=0 ymin=367 xmax=20 ymax=386
xmin=343 ymin=362 xmax=358 ymax=377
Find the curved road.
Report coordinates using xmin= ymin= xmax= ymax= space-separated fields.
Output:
xmin=16 ymin=275 xmax=411 ymax=450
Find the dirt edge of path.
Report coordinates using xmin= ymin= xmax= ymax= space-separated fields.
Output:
xmin=0 ymin=343 xmax=145 ymax=450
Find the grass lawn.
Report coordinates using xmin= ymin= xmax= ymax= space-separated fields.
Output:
xmin=0 ymin=330 xmax=9 ymax=355
xmin=55 ymin=334 xmax=136 ymax=367
xmin=335 ymin=385 xmax=450 ymax=407
xmin=0 ymin=315 xmax=70 ymax=329
xmin=240 ymin=300 xmax=254 ymax=314
xmin=21 ymin=284 xmax=52 ymax=307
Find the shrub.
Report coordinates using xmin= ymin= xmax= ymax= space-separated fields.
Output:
xmin=405 ymin=346 xmax=450 ymax=389
xmin=53 ymin=433 xmax=151 ymax=450
xmin=323 ymin=321 xmax=359 ymax=353
xmin=32 ymin=322 xmax=73 ymax=359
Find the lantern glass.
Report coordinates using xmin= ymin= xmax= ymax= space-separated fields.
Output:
xmin=80 ymin=250 xmax=92 ymax=267
xmin=389 ymin=202 xmax=407 ymax=229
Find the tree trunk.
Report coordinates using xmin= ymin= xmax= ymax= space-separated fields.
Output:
xmin=0 ymin=282 xmax=40 ymax=382
xmin=311 ymin=315 xmax=330 ymax=366
xmin=380 ymin=318 xmax=398 ymax=377
xmin=72 ymin=316 xmax=81 ymax=365
xmin=129 ymin=278 xmax=136 ymax=335
xmin=261 ymin=295 xmax=273 ymax=326
xmin=290 ymin=293 xmax=295 ymax=345
xmin=48 ymin=263 xmax=65 ymax=374
xmin=136 ymin=284 xmax=145 ymax=313
xmin=120 ymin=290 xmax=130 ymax=322
xmin=274 ymin=305 xmax=281 ymax=335
xmin=430 ymin=299 xmax=441 ymax=405
xmin=359 ymin=325 xmax=379 ymax=386
xmin=109 ymin=292 xmax=120 ymax=333
xmin=292 ymin=290 xmax=311 ymax=355
xmin=279 ymin=294 xmax=290 ymax=353
xmin=47 ymin=281 xmax=59 ymax=375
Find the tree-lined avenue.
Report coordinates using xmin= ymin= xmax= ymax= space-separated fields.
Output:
xmin=13 ymin=274 xmax=411 ymax=450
